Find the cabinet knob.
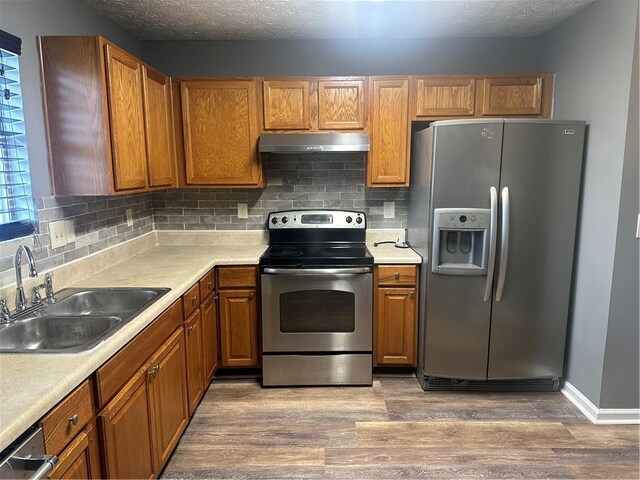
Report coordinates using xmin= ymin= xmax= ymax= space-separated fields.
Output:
xmin=68 ymin=414 xmax=79 ymax=426
xmin=187 ymin=326 xmax=194 ymax=333
xmin=410 ymin=292 xmax=415 ymax=298
xmin=191 ymin=296 xmax=197 ymax=304
xmin=249 ymin=292 xmax=255 ymax=299
xmin=394 ymin=272 xmax=400 ymax=280
xmin=207 ymin=281 xmax=213 ymax=288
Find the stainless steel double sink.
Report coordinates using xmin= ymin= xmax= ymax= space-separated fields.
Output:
xmin=0 ymin=288 xmax=170 ymax=354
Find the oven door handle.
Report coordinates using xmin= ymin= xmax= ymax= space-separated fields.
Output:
xmin=263 ymin=267 xmax=372 ymax=275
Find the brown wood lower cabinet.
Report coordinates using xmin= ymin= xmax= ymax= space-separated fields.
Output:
xmin=219 ymin=288 xmax=259 ymax=367
xmin=48 ymin=422 xmax=101 ymax=480
xmin=201 ymin=293 xmax=219 ymax=384
xmin=184 ymin=309 xmax=204 ymax=415
xmin=99 ymin=368 xmax=155 ymax=479
xmin=147 ymin=328 xmax=189 ymax=472
xmin=374 ymin=265 xmax=419 ymax=367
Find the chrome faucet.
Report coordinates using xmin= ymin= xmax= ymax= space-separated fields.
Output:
xmin=14 ymin=245 xmax=38 ymax=312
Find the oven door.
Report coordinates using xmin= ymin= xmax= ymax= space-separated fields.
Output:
xmin=261 ymin=267 xmax=373 ymax=352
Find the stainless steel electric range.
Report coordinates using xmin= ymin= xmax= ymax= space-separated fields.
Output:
xmin=260 ymin=210 xmax=373 ymax=387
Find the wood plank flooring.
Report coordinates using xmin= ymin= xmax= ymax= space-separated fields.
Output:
xmin=161 ymin=376 xmax=639 ymax=479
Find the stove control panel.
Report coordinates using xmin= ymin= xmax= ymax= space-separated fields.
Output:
xmin=268 ymin=210 xmax=366 ymax=229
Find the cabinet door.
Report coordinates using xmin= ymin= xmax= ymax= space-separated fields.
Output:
xmin=184 ymin=309 xmax=204 ymax=415
xmin=99 ymin=369 xmax=154 ymax=480
xmin=181 ymin=80 xmax=261 ymax=186
xmin=201 ymin=294 xmax=219 ymax=385
xmin=415 ymin=77 xmax=475 ymax=117
xmin=374 ymin=287 xmax=417 ymax=366
xmin=104 ymin=43 xmax=148 ymax=191
xmin=262 ymin=80 xmax=311 ymax=130
xmin=368 ymin=78 xmax=410 ymax=187
xmin=480 ymin=76 xmax=543 ymax=116
xmin=318 ymin=79 xmax=366 ymax=130
xmin=219 ymin=289 xmax=259 ymax=367
xmin=48 ymin=423 xmax=101 ymax=480
xmin=143 ymin=65 xmax=175 ymax=187
xmin=147 ymin=328 xmax=188 ymax=472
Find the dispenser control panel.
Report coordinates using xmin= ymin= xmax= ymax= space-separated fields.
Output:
xmin=435 ymin=210 xmax=490 ymax=230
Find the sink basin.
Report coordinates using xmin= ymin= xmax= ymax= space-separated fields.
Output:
xmin=0 ymin=287 xmax=170 ymax=354
xmin=0 ymin=315 xmax=122 ymax=353
xmin=44 ymin=288 xmax=161 ymax=316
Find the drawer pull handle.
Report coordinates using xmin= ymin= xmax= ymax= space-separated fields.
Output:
xmin=191 ymin=296 xmax=197 ymax=304
xmin=394 ymin=272 xmax=400 ymax=280
xmin=207 ymin=282 xmax=213 ymax=288
xmin=148 ymin=365 xmax=160 ymax=378
xmin=69 ymin=414 xmax=79 ymax=426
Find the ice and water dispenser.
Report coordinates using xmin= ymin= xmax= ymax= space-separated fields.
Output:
xmin=431 ymin=208 xmax=491 ymax=275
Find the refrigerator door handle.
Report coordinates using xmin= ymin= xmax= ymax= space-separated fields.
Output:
xmin=496 ymin=186 xmax=510 ymax=301
xmin=482 ymin=186 xmax=498 ymax=302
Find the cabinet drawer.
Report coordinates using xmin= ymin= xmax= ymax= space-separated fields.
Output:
xmin=218 ymin=266 xmax=257 ymax=288
xmin=199 ymin=270 xmax=215 ymax=300
xmin=41 ymin=379 xmax=94 ymax=456
xmin=96 ymin=300 xmax=182 ymax=407
xmin=377 ymin=265 xmax=417 ymax=286
xmin=183 ymin=283 xmax=201 ymax=318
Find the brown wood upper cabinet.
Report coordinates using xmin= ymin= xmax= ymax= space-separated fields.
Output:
xmin=414 ymin=76 xmax=476 ymax=117
xmin=38 ymin=36 xmax=176 ymax=195
xmin=479 ymin=75 xmax=549 ymax=116
xmin=261 ymin=77 xmax=367 ymax=132
xmin=263 ymin=80 xmax=312 ymax=130
xmin=143 ymin=65 xmax=176 ymax=187
xmin=368 ymin=77 xmax=411 ymax=187
xmin=180 ymin=79 xmax=262 ymax=187
xmin=411 ymin=74 xmax=553 ymax=119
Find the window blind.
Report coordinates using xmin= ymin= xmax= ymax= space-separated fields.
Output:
xmin=0 ymin=30 xmax=36 ymax=241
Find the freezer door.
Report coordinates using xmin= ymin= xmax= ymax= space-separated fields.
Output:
xmin=488 ymin=121 xmax=585 ymax=379
xmin=424 ymin=121 xmax=503 ymax=380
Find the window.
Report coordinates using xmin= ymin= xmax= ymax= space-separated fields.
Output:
xmin=0 ymin=30 xmax=36 ymax=241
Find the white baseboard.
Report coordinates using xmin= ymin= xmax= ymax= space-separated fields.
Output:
xmin=561 ymin=381 xmax=640 ymax=424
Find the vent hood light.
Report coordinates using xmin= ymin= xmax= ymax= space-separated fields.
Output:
xmin=259 ymin=133 xmax=370 ymax=154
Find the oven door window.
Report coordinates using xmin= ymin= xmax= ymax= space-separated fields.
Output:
xmin=280 ymin=290 xmax=355 ymax=333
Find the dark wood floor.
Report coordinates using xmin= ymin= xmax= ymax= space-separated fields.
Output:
xmin=161 ymin=376 xmax=640 ymax=479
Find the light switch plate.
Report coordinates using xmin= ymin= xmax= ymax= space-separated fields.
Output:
xmin=65 ymin=219 xmax=75 ymax=244
xmin=126 ymin=209 xmax=133 ymax=227
xmin=49 ymin=220 xmax=67 ymax=249
xmin=238 ymin=203 xmax=248 ymax=219
xmin=383 ymin=201 xmax=395 ymax=219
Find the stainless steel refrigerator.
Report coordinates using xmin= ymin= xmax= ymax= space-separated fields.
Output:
xmin=407 ymin=119 xmax=586 ymax=391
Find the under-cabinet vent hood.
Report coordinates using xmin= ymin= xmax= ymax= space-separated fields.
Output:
xmin=259 ymin=133 xmax=370 ymax=154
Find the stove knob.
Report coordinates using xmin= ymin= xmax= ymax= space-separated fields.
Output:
xmin=281 ymin=216 xmax=289 ymax=224
xmin=356 ymin=217 xmax=363 ymax=224
xmin=271 ymin=217 xmax=278 ymax=224
xmin=346 ymin=216 xmax=353 ymax=224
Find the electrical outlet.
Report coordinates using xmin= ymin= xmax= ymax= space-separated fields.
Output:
xmin=383 ymin=201 xmax=395 ymax=219
xmin=49 ymin=220 xmax=67 ymax=249
xmin=65 ymin=219 xmax=75 ymax=244
xmin=126 ymin=209 xmax=133 ymax=227
xmin=237 ymin=203 xmax=248 ymax=219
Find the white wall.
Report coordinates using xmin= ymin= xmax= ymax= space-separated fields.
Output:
xmin=541 ymin=0 xmax=638 ymax=407
xmin=0 ymin=0 xmax=141 ymax=198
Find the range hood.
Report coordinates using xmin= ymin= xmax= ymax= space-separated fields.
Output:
xmin=259 ymin=133 xmax=370 ymax=154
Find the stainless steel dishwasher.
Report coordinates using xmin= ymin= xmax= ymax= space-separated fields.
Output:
xmin=0 ymin=426 xmax=57 ymax=479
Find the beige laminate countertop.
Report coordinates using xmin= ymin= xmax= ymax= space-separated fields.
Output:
xmin=0 ymin=243 xmax=265 ymax=452
xmin=0 ymin=237 xmax=420 ymax=451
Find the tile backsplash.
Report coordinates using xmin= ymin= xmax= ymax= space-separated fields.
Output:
xmin=0 ymin=154 xmax=407 ymax=281
xmin=153 ymin=154 xmax=408 ymax=231
xmin=0 ymin=194 xmax=153 ymax=283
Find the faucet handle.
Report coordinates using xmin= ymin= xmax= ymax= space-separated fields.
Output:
xmin=44 ymin=273 xmax=55 ymax=301
xmin=32 ymin=286 xmax=43 ymax=305
xmin=0 ymin=300 xmax=11 ymax=324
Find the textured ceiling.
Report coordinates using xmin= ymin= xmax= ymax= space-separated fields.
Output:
xmin=85 ymin=0 xmax=595 ymax=41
